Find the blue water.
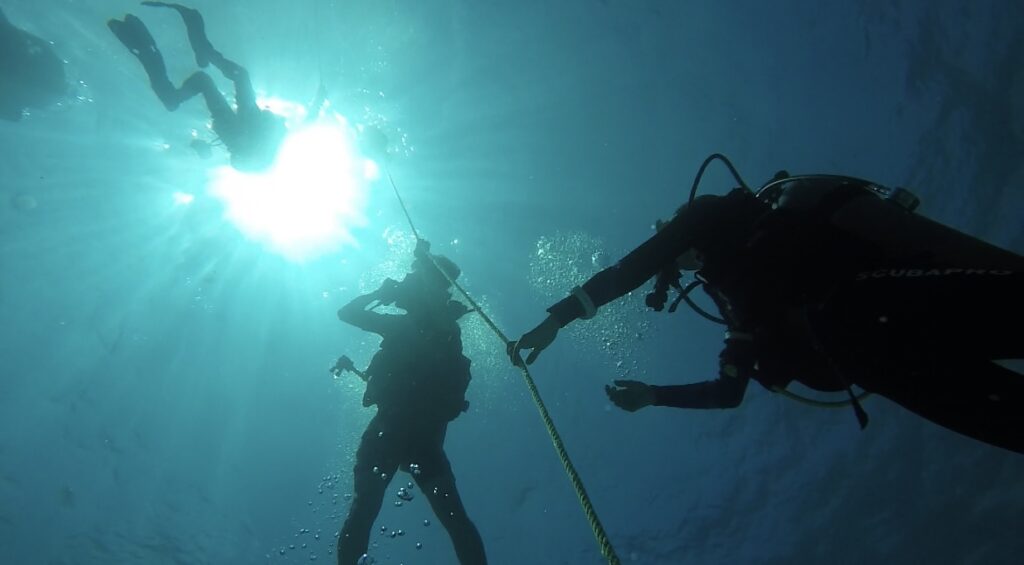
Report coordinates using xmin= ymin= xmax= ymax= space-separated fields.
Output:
xmin=2 ymin=1 xmax=1022 ymax=563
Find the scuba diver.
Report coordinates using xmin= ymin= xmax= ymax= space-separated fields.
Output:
xmin=509 ymin=154 xmax=1024 ymax=455
xmin=0 ymin=6 xmax=67 ymax=121
xmin=333 ymin=239 xmax=488 ymax=565
xmin=107 ymin=2 xmax=286 ymax=172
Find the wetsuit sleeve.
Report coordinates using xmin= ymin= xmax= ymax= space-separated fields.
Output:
xmin=547 ymin=203 xmax=703 ymax=325
xmin=650 ymin=333 xmax=756 ymax=409
xmin=651 ymin=374 xmax=749 ymax=409
xmin=337 ymin=293 xmax=397 ymax=336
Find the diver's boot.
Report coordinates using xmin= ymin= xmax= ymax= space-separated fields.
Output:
xmin=142 ymin=1 xmax=216 ymax=68
xmin=108 ymin=15 xmax=179 ymax=110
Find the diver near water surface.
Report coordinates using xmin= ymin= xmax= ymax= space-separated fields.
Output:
xmin=510 ymin=156 xmax=1024 ymax=455
xmin=108 ymin=2 xmax=286 ymax=172
xmin=0 ymin=7 xmax=68 ymax=121
xmin=333 ymin=239 xmax=487 ymax=565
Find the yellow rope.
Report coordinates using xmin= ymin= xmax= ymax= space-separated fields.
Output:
xmin=385 ymin=168 xmax=622 ymax=565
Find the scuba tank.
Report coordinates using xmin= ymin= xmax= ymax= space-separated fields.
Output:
xmin=758 ymin=174 xmax=1024 ymax=272
xmin=656 ymin=154 xmax=1023 ymax=318
xmin=651 ymin=154 xmax=1023 ymax=428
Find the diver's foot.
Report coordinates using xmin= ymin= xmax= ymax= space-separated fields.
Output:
xmin=142 ymin=1 xmax=214 ymax=68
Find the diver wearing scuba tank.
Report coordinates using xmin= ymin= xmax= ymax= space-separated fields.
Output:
xmin=334 ymin=239 xmax=487 ymax=565
xmin=510 ymin=156 xmax=1024 ymax=455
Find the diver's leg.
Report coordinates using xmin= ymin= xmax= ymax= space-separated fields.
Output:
xmin=108 ymin=15 xmax=178 ymax=109
xmin=814 ymin=270 xmax=1024 ymax=453
xmin=142 ymin=1 xmax=259 ymax=114
xmin=871 ymin=359 xmax=1024 ymax=454
xmin=817 ymin=270 xmax=1024 ymax=368
xmin=414 ymin=447 xmax=487 ymax=565
xmin=108 ymin=15 xmax=230 ymax=117
xmin=891 ymin=270 xmax=1024 ymax=361
xmin=337 ymin=419 xmax=399 ymax=565
xmin=179 ymin=72 xmax=233 ymax=121
xmin=183 ymin=31 xmax=259 ymax=114
xmin=142 ymin=2 xmax=216 ymax=68
xmin=224 ymin=65 xmax=259 ymax=117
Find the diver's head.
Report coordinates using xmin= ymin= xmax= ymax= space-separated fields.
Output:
xmin=395 ymin=254 xmax=461 ymax=313
xmin=412 ymin=254 xmax=461 ymax=298
xmin=426 ymin=255 xmax=461 ymax=288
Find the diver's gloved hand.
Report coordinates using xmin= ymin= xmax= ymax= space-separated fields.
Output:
xmin=375 ymin=278 xmax=401 ymax=305
xmin=605 ymin=380 xmax=656 ymax=412
xmin=447 ymin=300 xmax=473 ymax=320
xmin=329 ymin=355 xmax=356 ymax=378
xmin=414 ymin=238 xmax=431 ymax=260
xmin=508 ymin=315 xmax=560 ymax=367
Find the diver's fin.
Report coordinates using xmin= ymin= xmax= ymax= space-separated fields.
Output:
xmin=108 ymin=15 xmax=157 ymax=56
xmin=142 ymin=1 xmax=214 ymax=68
xmin=109 ymin=15 xmax=177 ymax=108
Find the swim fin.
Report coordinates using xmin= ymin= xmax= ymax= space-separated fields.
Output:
xmin=108 ymin=15 xmax=158 ymax=60
xmin=142 ymin=1 xmax=215 ymax=68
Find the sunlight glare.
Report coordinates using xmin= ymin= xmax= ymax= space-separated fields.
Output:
xmin=172 ymin=191 xmax=194 ymax=206
xmin=210 ymin=113 xmax=370 ymax=261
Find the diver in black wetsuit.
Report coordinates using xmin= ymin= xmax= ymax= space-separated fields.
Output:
xmin=107 ymin=2 xmax=286 ymax=171
xmin=0 ymin=7 xmax=67 ymax=121
xmin=509 ymin=160 xmax=1024 ymax=454
xmin=334 ymin=240 xmax=487 ymax=565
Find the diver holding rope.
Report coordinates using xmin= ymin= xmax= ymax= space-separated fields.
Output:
xmin=334 ymin=239 xmax=487 ymax=565
xmin=510 ymin=154 xmax=1024 ymax=454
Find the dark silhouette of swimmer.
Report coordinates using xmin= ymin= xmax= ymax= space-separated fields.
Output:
xmin=334 ymin=240 xmax=487 ymax=565
xmin=0 ymin=7 xmax=68 ymax=121
xmin=108 ymin=3 xmax=286 ymax=172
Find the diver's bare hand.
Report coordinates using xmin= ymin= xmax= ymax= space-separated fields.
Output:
xmin=508 ymin=315 xmax=560 ymax=367
xmin=605 ymin=380 xmax=656 ymax=412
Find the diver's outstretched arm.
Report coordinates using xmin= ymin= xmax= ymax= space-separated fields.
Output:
xmin=646 ymin=375 xmax=750 ymax=409
xmin=337 ymin=280 xmax=402 ymax=336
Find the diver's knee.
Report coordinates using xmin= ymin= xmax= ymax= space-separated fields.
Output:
xmin=224 ymin=64 xmax=249 ymax=83
xmin=151 ymin=84 xmax=180 ymax=111
xmin=183 ymin=71 xmax=215 ymax=91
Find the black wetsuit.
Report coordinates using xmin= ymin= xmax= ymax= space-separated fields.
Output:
xmin=108 ymin=3 xmax=285 ymax=171
xmin=336 ymin=286 xmax=487 ymax=565
xmin=549 ymin=182 xmax=1024 ymax=454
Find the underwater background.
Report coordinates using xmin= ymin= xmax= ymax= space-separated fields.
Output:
xmin=2 ymin=0 xmax=1023 ymax=563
